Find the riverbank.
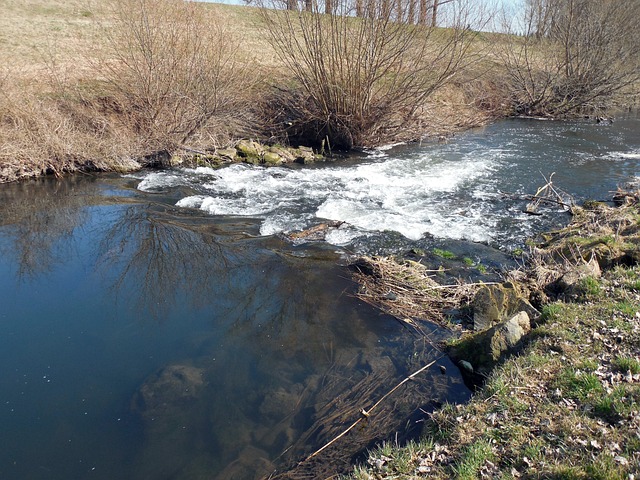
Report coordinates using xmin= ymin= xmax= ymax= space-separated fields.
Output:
xmin=346 ymin=193 xmax=640 ymax=478
xmin=0 ymin=0 xmax=503 ymax=184
xmin=3 ymin=0 xmax=638 ymax=184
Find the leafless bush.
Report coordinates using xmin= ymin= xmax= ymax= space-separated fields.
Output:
xmin=258 ymin=0 xmax=488 ymax=149
xmin=500 ymin=0 xmax=640 ymax=117
xmin=0 ymin=0 xmax=258 ymax=182
xmin=96 ymin=0 xmax=256 ymax=157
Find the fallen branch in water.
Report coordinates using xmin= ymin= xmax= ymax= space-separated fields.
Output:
xmin=524 ymin=172 xmax=575 ymax=215
xmin=301 ymin=358 xmax=440 ymax=463
xmin=500 ymin=173 xmax=575 ymax=216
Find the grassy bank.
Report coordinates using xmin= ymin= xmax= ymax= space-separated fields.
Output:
xmin=0 ymin=0 xmax=514 ymax=183
xmin=346 ymin=200 xmax=640 ymax=479
xmin=2 ymin=0 xmax=638 ymax=183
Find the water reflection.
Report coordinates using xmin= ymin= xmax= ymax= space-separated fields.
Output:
xmin=98 ymin=205 xmax=238 ymax=317
xmin=0 ymin=177 xmax=92 ymax=276
xmin=0 ymin=175 xmax=469 ymax=479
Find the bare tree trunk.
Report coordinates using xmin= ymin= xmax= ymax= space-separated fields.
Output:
xmin=418 ymin=0 xmax=430 ymax=24
xmin=407 ymin=0 xmax=416 ymax=24
xmin=382 ymin=0 xmax=391 ymax=19
xmin=431 ymin=0 xmax=438 ymax=26
xmin=396 ymin=0 xmax=403 ymax=21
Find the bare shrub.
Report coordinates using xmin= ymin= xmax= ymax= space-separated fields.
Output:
xmin=95 ymin=0 xmax=255 ymax=157
xmin=258 ymin=0 xmax=488 ymax=149
xmin=500 ymin=0 xmax=640 ymax=117
xmin=0 ymin=0 xmax=257 ymax=182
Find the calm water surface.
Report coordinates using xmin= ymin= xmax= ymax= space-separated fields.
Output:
xmin=0 ymin=115 xmax=638 ymax=479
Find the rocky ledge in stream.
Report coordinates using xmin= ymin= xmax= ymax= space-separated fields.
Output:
xmin=129 ymin=337 xmax=465 ymax=479
xmin=170 ymin=139 xmax=325 ymax=169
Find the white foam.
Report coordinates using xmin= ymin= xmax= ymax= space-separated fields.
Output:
xmin=325 ymin=227 xmax=364 ymax=245
xmin=137 ymin=172 xmax=185 ymax=192
xmin=176 ymin=196 xmax=206 ymax=209
xmin=605 ymin=150 xmax=640 ymax=160
xmin=136 ymin=147 xmax=502 ymax=245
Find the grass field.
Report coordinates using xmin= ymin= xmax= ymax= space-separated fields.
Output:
xmin=0 ymin=0 xmax=500 ymax=183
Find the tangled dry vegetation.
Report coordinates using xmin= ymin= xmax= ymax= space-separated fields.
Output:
xmin=351 ymin=256 xmax=480 ymax=333
xmin=348 ymin=199 xmax=640 ymax=479
xmin=0 ymin=0 xmax=262 ymax=183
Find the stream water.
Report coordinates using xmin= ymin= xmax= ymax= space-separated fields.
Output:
xmin=0 ymin=115 xmax=638 ymax=479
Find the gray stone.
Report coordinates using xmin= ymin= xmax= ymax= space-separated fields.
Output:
xmin=450 ymin=311 xmax=531 ymax=375
xmin=473 ymin=283 xmax=539 ymax=331
xmin=235 ymin=139 xmax=263 ymax=162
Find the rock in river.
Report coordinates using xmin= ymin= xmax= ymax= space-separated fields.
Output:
xmin=132 ymin=364 xmax=205 ymax=418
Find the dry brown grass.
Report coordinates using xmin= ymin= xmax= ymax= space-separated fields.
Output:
xmin=0 ymin=0 xmax=267 ymax=182
xmin=0 ymin=0 xmax=504 ymax=183
xmin=351 ymin=256 xmax=480 ymax=333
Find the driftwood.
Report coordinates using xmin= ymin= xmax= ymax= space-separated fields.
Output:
xmin=282 ymin=221 xmax=346 ymax=242
xmin=501 ymin=172 xmax=574 ymax=216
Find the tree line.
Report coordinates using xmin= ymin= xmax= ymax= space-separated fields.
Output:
xmin=278 ymin=0 xmax=454 ymax=26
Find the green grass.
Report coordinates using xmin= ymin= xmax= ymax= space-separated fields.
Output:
xmin=433 ymin=248 xmax=456 ymax=260
xmin=541 ymin=303 xmax=564 ymax=321
xmin=556 ymin=369 xmax=603 ymax=400
xmin=613 ymin=356 xmax=640 ymax=374
xmin=580 ymin=276 xmax=602 ymax=297
xmin=614 ymin=299 xmax=637 ymax=316
xmin=452 ymin=440 xmax=494 ymax=480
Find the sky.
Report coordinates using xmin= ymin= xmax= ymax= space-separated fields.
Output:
xmin=198 ymin=0 xmax=525 ymax=32
xmin=200 ymin=0 xmax=523 ymax=10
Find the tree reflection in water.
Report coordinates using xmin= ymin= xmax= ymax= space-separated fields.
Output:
xmin=0 ymin=175 xmax=468 ymax=479
xmin=0 ymin=177 xmax=92 ymax=277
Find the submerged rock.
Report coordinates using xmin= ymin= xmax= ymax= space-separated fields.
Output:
xmin=132 ymin=364 xmax=205 ymax=418
xmin=131 ymin=364 xmax=208 ymax=479
xmin=214 ymin=446 xmax=275 ymax=480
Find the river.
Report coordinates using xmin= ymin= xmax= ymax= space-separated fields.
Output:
xmin=0 ymin=115 xmax=638 ymax=479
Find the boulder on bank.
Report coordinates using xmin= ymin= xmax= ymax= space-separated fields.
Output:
xmin=235 ymin=139 xmax=264 ymax=164
xmin=472 ymin=282 xmax=539 ymax=331
xmin=235 ymin=141 xmax=322 ymax=166
xmin=175 ymin=141 xmax=324 ymax=168
xmin=553 ymin=256 xmax=601 ymax=300
xmin=449 ymin=311 xmax=531 ymax=377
